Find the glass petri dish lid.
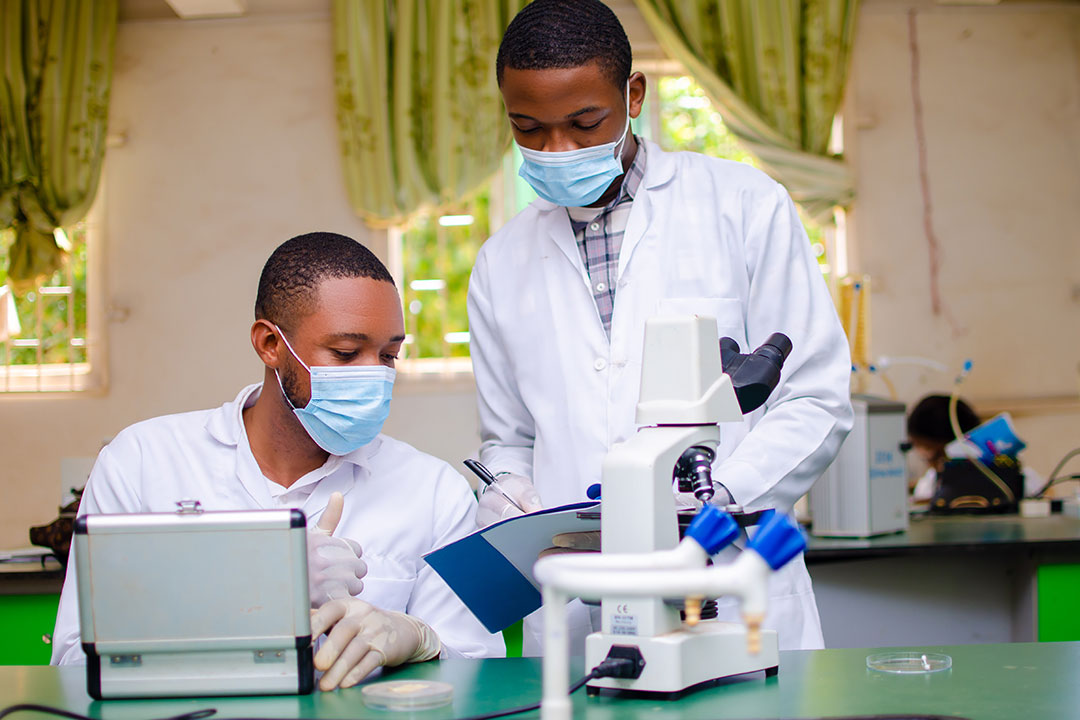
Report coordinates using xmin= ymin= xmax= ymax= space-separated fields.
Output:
xmin=867 ymin=652 xmax=952 ymax=674
xmin=360 ymin=679 xmax=454 ymax=711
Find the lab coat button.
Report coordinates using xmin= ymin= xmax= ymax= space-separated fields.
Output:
xmin=593 ymin=358 xmax=608 ymax=371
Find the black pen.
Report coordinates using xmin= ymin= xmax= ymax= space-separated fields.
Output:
xmin=463 ymin=459 xmax=527 ymax=514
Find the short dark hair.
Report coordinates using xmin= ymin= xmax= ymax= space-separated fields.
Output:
xmin=255 ymin=232 xmax=394 ymax=328
xmin=907 ymin=394 xmax=981 ymax=443
xmin=497 ymin=0 xmax=632 ymax=88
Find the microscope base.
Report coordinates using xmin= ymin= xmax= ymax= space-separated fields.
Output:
xmin=584 ymin=621 xmax=779 ymax=695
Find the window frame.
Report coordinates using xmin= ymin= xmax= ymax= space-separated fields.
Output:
xmin=0 ymin=187 xmax=108 ymax=395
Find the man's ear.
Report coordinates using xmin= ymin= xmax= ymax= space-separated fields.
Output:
xmin=628 ymin=71 xmax=647 ymax=119
xmin=251 ymin=320 xmax=284 ymax=367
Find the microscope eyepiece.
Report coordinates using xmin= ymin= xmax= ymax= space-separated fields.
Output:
xmin=760 ymin=332 xmax=793 ymax=362
xmin=720 ymin=332 xmax=793 ymax=414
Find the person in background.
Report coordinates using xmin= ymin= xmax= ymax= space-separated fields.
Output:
xmin=51 ymin=233 xmax=503 ymax=687
xmin=907 ymin=395 xmax=980 ymax=502
xmin=907 ymin=394 xmax=1045 ymax=501
xmin=467 ymin=0 xmax=853 ymax=655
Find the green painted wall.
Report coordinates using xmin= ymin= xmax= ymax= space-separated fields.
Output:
xmin=503 ymin=620 xmax=523 ymax=658
xmin=1038 ymin=564 xmax=1080 ymax=642
xmin=0 ymin=594 xmax=60 ymax=665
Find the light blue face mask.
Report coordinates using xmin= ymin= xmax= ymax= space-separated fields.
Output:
xmin=516 ymin=84 xmax=631 ymax=207
xmin=274 ymin=327 xmax=395 ymax=455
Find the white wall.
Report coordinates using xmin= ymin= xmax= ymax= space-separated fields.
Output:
xmin=847 ymin=0 xmax=1080 ymax=476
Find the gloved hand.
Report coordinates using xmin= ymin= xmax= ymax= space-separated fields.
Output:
xmin=307 ymin=492 xmax=367 ymax=608
xmin=475 ymin=472 xmax=543 ymax=528
xmin=310 ymin=597 xmax=442 ymax=690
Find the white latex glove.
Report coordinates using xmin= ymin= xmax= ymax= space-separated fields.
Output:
xmin=475 ymin=472 xmax=543 ymax=528
xmin=307 ymin=492 xmax=367 ymax=608
xmin=310 ymin=597 xmax=441 ymax=690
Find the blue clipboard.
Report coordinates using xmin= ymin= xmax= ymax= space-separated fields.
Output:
xmin=423 ymin=501 xmax=599 ymax=633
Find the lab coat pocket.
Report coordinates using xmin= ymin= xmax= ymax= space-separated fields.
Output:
xmin=656 ymin=297 xmax=746 ymax=347
xmin=359 ymin=576 xmax=415 ymax=615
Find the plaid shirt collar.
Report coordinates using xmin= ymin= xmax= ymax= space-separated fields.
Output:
xmin=566 ymin=136 xmax=648 ymax=226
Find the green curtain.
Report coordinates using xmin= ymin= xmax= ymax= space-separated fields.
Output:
xmin=0 ymin=0 xmax=117 ymax=290
xmin=333 ymin=0 xmax=524 ymax=227
xmin=633 ymin=0 xmax=858 ymax=224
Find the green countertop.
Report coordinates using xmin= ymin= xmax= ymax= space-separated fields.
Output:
xmin=5 ymin=642 xmax=1080 ymax=719
xmin=806 ymin=514 xmax=1080 ymax=563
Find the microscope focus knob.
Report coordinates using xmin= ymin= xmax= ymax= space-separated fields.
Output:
xmin=747 ymin=511 xmax=807 ymax=570
xmin=685 ymin=505 xmax=739 ymax=555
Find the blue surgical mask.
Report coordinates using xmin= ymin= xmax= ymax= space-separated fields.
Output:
xmin=274 ymin=327 xmax=395 ymax=455
xmin=516 ymin=84 xmax=632 ymax=207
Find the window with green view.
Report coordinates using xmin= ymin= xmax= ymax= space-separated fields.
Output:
xmin=395 ymin=75 xmax=828 ymax=368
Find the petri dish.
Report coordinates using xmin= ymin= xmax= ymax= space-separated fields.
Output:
xmin=867 ymin=652 xmax=952 ymax=674
xmin=360 ymin=679 xmax=454 ymax=711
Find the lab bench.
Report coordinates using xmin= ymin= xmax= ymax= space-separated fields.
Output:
xmin=2 ymin=642 xmax=1078 ymax=719
xmin=0 ymin=557 xmax=64 ymax=665
xmin=805 ymin=514 xmax=1080 ymax=648
xmin=7 ymin=515 xmax=1080 ymax=664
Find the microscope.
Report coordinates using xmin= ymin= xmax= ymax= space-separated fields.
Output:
xmin=534 ymin=315 xmax=805 ymax=718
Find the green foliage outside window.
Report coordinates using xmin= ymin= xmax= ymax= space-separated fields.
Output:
xmin=0 ymin=227 xmax=88 ymax=367
xmin=400 ymin=193 xmax=491 ymax=360
xmin=654 ymin=76 xmax=829 ymax=270
xmin=397 ymin=76 xmax=829 ymax=363
xmin=656 ymin=76 xmax=758 ymax=166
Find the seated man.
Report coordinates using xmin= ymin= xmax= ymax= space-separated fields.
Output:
xmin=51 ymin=232 xmax=503 ymax=689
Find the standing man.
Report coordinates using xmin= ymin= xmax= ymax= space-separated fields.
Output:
xmin=53 ymin=233 xmax=503 ymax=688
xmin=468 ymin=0 xmax=853 ymax=654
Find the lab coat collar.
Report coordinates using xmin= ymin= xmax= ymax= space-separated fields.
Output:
xmin=640 ymin=139 xmax=676 ymax=190
xmin=205 ymin=383 xmax=379 ymax=515
xmin=530 ymin=139 xmax=675 ymax=215
xmin=204 ymin=383 xmax=379 ymax=468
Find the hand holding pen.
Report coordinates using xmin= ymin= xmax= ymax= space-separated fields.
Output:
xmin=464 ymin=459 xmax=544 ymax=528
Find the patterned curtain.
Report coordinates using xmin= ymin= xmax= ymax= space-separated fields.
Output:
xmin=333 ymin=0 xmax=525 ymax=227
xmin=633 ymin=0 xmax=859 ymax=224
xmin=0 ymin=0 xmax=117 ymax=290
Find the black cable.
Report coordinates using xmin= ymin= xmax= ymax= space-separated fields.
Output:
xmin=0 ymin=702 xmax=974 ymax=720
xmin=1036 ymin=446 xmax=1080 ymax=498
xmin=449 ymin=667 xmax=599 ymax=720
xmin=0 ymin=670 xmax=596 ymax=720
xmin=0 ymin=689 xmax=971 ymax=720
xmin=0 ymin=706 xmax=215 ymax=720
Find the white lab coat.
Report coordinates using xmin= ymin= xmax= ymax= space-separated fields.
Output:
xmin=468 ymin=140 xmax=853 ymax=652
xmin=51 ymin=384 xmax=504 ymax=665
